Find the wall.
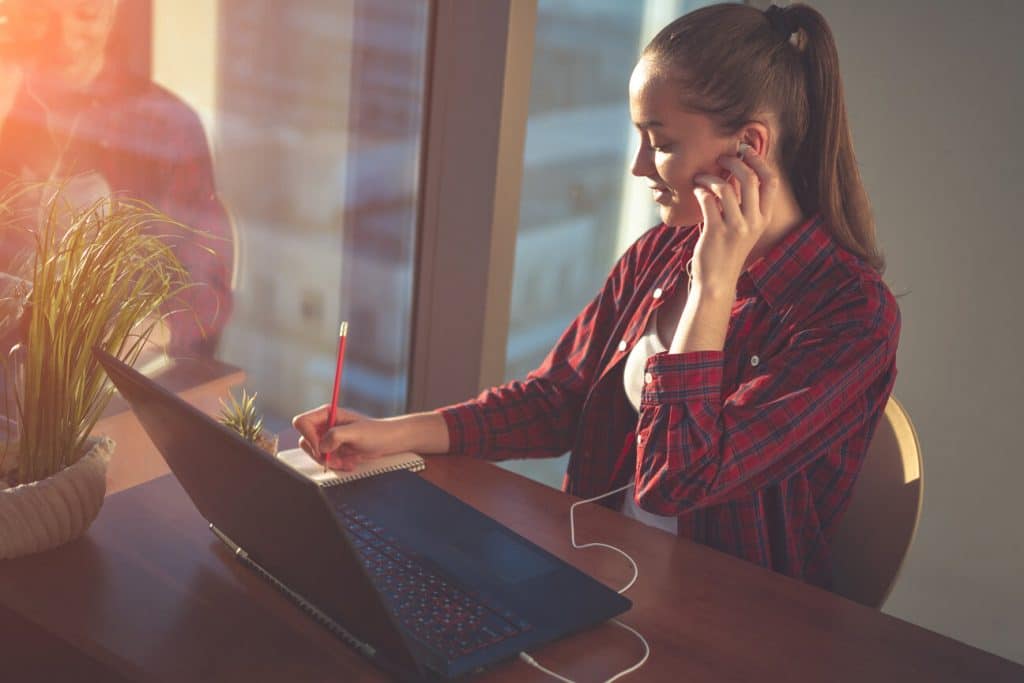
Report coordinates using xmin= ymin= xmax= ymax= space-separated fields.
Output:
xmin=805 ymin=0 xmax=1023 ymax=664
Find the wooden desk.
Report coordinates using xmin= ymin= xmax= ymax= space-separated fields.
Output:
xmin=1 ymin=453 xmax=1021 ymax=682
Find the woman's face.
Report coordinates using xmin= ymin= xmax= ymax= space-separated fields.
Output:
xmin=629 ymin=57 xmax=738 ymax=228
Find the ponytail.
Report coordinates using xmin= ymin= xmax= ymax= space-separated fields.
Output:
xmin=784 ymin=4 xmax=883 ymax=271
xmin=644 ymin=3 xmax=884 ymax=272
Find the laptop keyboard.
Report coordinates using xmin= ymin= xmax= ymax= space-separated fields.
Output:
xmin=334 ymin=502 xmax=534 ymax=660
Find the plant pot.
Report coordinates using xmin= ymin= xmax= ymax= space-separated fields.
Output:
xmin=0 ymin=436 xmax=114 ymax=559
xmin=255 ymin=431 xmax=278 ymax=457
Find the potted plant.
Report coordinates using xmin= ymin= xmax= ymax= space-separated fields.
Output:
xmin=219 ymin=388 xmax=278 ymax=456
xmin=0 ymin=182 xmax=193 ymax=559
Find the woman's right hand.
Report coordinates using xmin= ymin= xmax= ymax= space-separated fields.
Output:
xmin=291 ymin=405 xmax=450 ymax=472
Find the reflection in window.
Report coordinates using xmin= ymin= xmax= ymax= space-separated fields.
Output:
xmin=1 ymin=0 xmax=429 ymax=432
xmin=0 ymin=0 xmax=233 ymax=359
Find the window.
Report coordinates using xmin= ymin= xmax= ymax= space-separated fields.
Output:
xmin=0 ymin=0 xmax=430 ymax=432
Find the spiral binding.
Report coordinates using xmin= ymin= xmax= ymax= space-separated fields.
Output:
xmin=319 ymin=460 xmax=426 ymax=488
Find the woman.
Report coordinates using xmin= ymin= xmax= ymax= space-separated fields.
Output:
xmin=293 ymin=3 xmax=900 ymax=589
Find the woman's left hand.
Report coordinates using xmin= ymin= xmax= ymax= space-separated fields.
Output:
xmin=690 ymin=146 xmax=780 ymax=295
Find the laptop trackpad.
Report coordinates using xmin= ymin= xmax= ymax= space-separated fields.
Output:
xmin=445 ymin=530 xmax=557 ymax=584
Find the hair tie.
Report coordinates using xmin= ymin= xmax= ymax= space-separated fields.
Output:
xmin=764 ymin=5 xmax=798 ymax=40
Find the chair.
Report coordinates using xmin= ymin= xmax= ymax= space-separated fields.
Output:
xmin=830 ymin=396 xmax=923 ymax=608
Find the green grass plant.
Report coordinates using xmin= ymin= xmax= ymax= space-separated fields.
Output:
xmin=1 ymin=183 xmax=193 ymax=485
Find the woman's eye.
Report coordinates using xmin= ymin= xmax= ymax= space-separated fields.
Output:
xmin=652 ymin=143 xmax=673 ymax=153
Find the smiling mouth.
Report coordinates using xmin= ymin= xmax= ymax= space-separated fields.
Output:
xmin=650 ymin=186 xmax=673 ymax=203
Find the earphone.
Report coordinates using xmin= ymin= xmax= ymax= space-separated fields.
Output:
xmin=722 ymin=140 xmax=751 ymax=183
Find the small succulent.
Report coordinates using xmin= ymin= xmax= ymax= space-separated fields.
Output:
xmin=218 ymin=389 xmax=265 ymax=444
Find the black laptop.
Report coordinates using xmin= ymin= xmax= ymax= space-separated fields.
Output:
xmin=94 ymin=348 xmax=631 ymax=681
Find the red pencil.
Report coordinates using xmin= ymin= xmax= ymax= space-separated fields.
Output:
xmin=324 ymin=321 xmax=348 ymax=472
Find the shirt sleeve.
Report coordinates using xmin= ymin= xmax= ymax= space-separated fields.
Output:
xmin=634 ymin=278 xmax=900 ymax=514
xmin=439 ymin=229 xmax=658 ymax=461
xmin=154 ymin=102 xmax=235 ymax=358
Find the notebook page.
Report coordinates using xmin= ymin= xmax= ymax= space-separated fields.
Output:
xmin=276 ymin=447 xmax=425 ymax=487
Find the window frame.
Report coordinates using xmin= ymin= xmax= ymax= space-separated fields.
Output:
xmin=407 ymin=0 xmax=538 ymax=412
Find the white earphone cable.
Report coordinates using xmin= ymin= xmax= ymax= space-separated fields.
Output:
xmin=519 ymin=481 xmax=650 ymax=682
xmin=570 ymin=482 xmax=639 ymax=594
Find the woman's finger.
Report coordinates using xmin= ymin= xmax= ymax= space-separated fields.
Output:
xmin=294 ymin=425 xmax=319 ymax=456
xmin=325 ymin=450 xmax=361 ymax=472
xmin=718 ymin=154 xmax=760 ymax=219
xmin=692 ymin=186 xmax=720 ymax=229
xmin=320 ymin=423 xmax=357 ymax=455
xmin=298 ymin=436 xmax=323 ymax=462
xmin=694 ymin=174 xmax=743 ymax=228
xmin=738 ymin=147 xmax=780 ymax=221
xmin=292 ymin=403 xmax=332 ymax=452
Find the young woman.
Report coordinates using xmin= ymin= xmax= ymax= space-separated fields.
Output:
xmin=293 ymin=3 xmax=900 ymax=589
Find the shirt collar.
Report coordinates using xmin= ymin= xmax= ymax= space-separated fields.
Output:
xmin=744 ymin=212 xmax=830 ymax=309
xmin=666 ymin=213 xmax=831 ymax=308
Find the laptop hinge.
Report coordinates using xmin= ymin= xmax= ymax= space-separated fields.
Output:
xmin=209 ymin=523 xmax=378 ymax=658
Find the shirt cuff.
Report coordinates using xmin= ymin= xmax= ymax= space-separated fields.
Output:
xmin=641 ymin=350 xmax=724 ymax=406
xmin=437 ymin=402 xmax=489 ymax=458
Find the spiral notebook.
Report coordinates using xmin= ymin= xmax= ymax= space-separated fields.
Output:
xmin=276 ymin=447 xmax=425 ymax=486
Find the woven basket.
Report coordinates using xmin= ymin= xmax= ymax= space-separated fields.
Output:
xmin=0 ymin=436 xmax=114 ymax=559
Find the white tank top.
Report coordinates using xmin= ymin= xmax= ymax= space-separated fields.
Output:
xmin=621 ymin=308 xmax=679 ymax=535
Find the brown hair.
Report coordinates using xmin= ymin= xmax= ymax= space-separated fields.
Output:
xmin=643 ymin=3 xmax=884 ymax=272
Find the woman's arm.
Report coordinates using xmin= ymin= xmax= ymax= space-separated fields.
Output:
xmin=297 ymin=226 xmax=662 ymax=469
xmin=635 ymin=280 xmax=899 ymax=513
xmin=438 ymin=228 xmax=658 ymax=462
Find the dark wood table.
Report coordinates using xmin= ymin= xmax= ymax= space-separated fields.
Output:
xmin=0 ymin=356 xmax=244 ymax=681
xmin=1 ymin=444 xmax=1021 ymax=682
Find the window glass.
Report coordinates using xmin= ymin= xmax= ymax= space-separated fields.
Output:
xmin=0 ymin=0 xmax=429 ymax=432
xmin=501 ymin=0 xmax=735 ymax=487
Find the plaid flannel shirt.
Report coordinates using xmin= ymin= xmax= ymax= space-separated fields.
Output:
xmin=440 ymin=214 xmax=900 ymax=587
xmin=0 ymin=66 xmax=233 ymax=357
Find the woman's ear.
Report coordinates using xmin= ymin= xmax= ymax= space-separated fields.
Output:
xmin=738 ymin=123 xmax=770 ymax=159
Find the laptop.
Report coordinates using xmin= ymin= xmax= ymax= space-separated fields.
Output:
xmin=94 ymin=348 xmax=631 ymax=681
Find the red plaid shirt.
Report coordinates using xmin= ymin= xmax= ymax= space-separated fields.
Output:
xmin=440 ymin=214 xmax=900 ymax=588
xmin=0 ymin=66 xmax=233 ymax=357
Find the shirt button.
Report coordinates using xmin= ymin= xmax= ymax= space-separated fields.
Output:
xmin=644 ymin=372 xmax=653 ymax=384
xmin=652 ymin=287 xmax=663 ymax=299
xmin=750 ymin=355 xmax=760 ymax=367
xmin=618 ymin=340 xmax=627 ymax=352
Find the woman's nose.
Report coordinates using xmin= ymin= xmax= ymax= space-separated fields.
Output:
xmin=631 ymin=142 xmax=654 ymax=178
